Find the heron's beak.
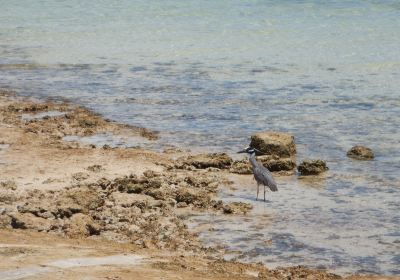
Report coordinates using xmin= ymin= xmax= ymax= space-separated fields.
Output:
xmin=237 ymin=149 xmax=247 ymax=154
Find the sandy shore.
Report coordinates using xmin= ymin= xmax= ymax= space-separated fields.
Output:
xmin=0 ymin=89 xmax=398 ymax=280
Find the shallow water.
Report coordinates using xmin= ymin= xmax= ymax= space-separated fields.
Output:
xmin=63 ymin=133 xmax=163 ymax=151
xmin=21 ymin=110 xmax=67 ymax=121
xmin=0 ymin=0 xmax=399 ymax=275
xmin=0 ymin=254 xmax=144 ymax=280
xmin=188 ymin=173 xmax=400 ymax=275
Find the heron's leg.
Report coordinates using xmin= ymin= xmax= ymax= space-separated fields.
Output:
xmin=263 ymin=185 xmax=266 ymax=202
xmin=256 ymin=183 xmax=259 ymax=201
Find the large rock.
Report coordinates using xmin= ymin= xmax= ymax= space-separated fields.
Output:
xmin=250 ymin=131 xmax=296 ymax=158
xmin=298 ymin=160 xmax=328 ymax=175
xmin=347 ymin=146 xmax=374 ymax=160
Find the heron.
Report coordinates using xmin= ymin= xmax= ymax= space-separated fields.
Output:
xmin=238 ymin=147 xmax=278 ymax=201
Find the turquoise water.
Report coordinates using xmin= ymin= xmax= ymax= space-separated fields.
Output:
xmin=1 ymin=0 xmax=399 ymax=275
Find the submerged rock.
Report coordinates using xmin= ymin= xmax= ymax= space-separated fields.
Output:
xmin=250 ymin=131 xmax=296 ymax=157
xmin=347 ymin=146 xmax=374 ymax=160
xmin=297 ymin=160 xmax=328 ymax=175
xmin=223 ymin=202 xmax=253 ymax=215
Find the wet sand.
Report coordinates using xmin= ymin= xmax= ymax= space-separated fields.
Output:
xmin=0 ymin=89 xmax=398 ymax=280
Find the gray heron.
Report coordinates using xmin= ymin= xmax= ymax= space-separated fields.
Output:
xmin=238 ymin=147 xmax=278 ymax=201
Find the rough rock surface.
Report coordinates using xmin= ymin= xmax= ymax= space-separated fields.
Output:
xmin=230 ymin=156 xmax=296 ymax=174
xmin=64 ymin=213 xmax=100 ymax=238
xmin=9 ymin=212 xmax=53 ymax=232
xmin=250 ymin=131 xmax=296 ymax=157
xmin=229 ymin=160 xmax=253 ymax=174
xmin=347 ymin=146 xmax=374 ymax=160
xmin=0 ymin=169 xmax=244 ymax=250
xmin=297 ymin=160 xmax=329 ymax=175
xmin=176 ymin=153 xmax=233 ymax=170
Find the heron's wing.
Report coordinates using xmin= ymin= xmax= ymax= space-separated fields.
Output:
xmin=253 ymin=164 xmax=278 ymax=192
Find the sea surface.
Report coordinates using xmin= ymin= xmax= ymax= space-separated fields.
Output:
xmin=0 ymin=0 xmax=399 ymax=275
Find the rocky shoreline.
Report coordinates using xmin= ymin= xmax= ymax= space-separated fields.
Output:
xmin=0 ymin=89 xmax=396 ymax=280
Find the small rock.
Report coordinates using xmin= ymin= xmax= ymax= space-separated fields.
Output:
xmin=166 ymin=198 xmax=177 ymax=207
xmin=110 ymin=192 xmax=154 ymax=208
xmin=65 ymin=213 xmax=100 ymax=238
xmin=10 ymin=213 xmax=53 ymax=232
xmin=298 ymin=160 xmax=328 ymax=175
xmin=72 ymin=172 xmax=90 ymax=181
xmin=143 ymin=170 xmax=159 ymax=178
xmin=347 ymin=146 xmax=374 ymax=160
xmin=223 ymin=202 xmax=253 ymax=215
xmin=86 ymin=164 xmax=104 ymax=172
xmin=148 ymin=199 xmax=164 ymax=208
xmin=128 ymin=224 xmax=141 ymax=235
xmin=250 ymin=131 xmax=296 ymax=157
xmin=0 ymin=189 xmax=18 ymax=204
xmin=0 ymin=214 xmax=12 ymax=229
xmin=125 ymin=183 xmax=144 ymax=194
xmin=0 ymin=180 xmax=17 ymax=190
xmin=176 ymin=202 xmax=188 ymax=208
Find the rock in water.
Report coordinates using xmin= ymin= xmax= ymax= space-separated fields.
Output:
xmin=347 ymin=146 xmax=374 ymax=160
xmin=298 ymin=159 xmax=328 ymax=175
xmin=250 ymin=131 xmax=296 ymax=158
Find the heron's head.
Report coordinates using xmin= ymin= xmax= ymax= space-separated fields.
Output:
xmin=237 ymin=146 xmax=263 ymax=155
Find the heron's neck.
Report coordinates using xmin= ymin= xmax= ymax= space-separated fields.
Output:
xmin=249 ymin=153 xmax=257 ymax=167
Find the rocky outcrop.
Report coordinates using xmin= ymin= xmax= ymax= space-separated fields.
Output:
xmin=297 ymin=160 xmax=328 ymax=175
xmin=250 ymin=131 xmax=296 ymax=158
xmin=230 ymin=156 xmax=296 ymax=174
xmin=176 ymin=153 xmax=233 ymax=170
xmin=0 ymin=169 xmax=240 ymax=250
xmin=347 ymin=146 xmax=374 ymax=160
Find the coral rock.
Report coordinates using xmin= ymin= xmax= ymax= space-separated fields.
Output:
xmin=298 ymin=160 xmax=328 ymax=175
xmin=250 ymin=131 xmax=296 ymax=157
xmin=347 ymin=146 xmax=374 ymax=160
